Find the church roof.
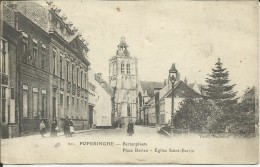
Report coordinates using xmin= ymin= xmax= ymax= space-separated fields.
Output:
xmin=140 ymin=81 xmax=164 ymax=97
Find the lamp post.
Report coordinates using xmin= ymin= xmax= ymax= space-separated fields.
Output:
xmin=143 ymin=102 xmax=148 ymax=125
xmin=169 ymin=63 xmax=178 ymax=136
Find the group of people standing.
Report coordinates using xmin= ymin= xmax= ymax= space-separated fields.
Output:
xmin=39 ymin=117 xmax=74 ymax=137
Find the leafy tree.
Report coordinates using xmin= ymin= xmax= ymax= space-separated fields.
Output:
xmin=240 ymin=87 xmax=255 ymax=113
xmin=205 ymin=58 xmax=238 ymax=109
xmin=229 ymin=87 xmax=257 ymax=136
xmin=174 ymin=98 xmax=222 ymax=133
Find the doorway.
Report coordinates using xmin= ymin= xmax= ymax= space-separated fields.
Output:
xmin=89 ymin=105 xmax=94 ymax=127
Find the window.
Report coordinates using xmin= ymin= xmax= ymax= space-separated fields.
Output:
xmin=127 ymin=105 xmax=131 ymax=116
xmin=84 ymin=73 xmax=87 ymax=89
xmin=41 ymin=45 xmax=46 ymax=69
xmin=60 ymin=58 xmax=63 ymax=78
xmin=77 ymin=99 xmax=79 ymax=111
xmin=81 ymin=100 xmax=83 ymax=111
xmin=60 ymin=93 xmax=63 ymax=106
xmin=33 ymin=91 xmax=38 ymax=118
xmin=11 ymin=88 xmax=15 ymax=99
xmin=113 ymin=61 xmax=117 ymax=75
xmin=23 ymin=89 xmax=28 ymax=118
xmin=53 ymin=50 xmax=56 ymax=75
xmin=2 ymin=47 xmax=6 ymax=74
xmin=80 ymin=71 xmax=83 ymax=88
xmin=67 ymin=96 xmax=69 ymax=109
xmin=41 ymin=92 xmax=47 ymax=118
xmin=1 ymin=39 xmax=8 ymax=74
xmin=126 ymin=63 xmax=130 ymax=74
xmin=2 ymin=86 xmax=7 ymax=122
xmin=32 ymin=40 xmax=37 ymax=66
xmin=72 ymin=97 xmax=74 ymax=106
xmin=66 ymin=61 xmax=69 ymax=81
xmin=22 ymin=33 xmax=28 ymax=63
xmin=72 ymin=64 xmax=74 ymax=83
xmin=121 ymin=62 xmax=125 ymax=74
xmin=77 ymin=68 xmax=79 ymax=86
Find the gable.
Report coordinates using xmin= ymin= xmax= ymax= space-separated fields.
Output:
xmin=140 ymin=81 xmax=164 ymax=97
xmin=166 ymin=81 xmax=201 ymax=98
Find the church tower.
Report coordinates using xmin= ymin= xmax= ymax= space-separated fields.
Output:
xmin=109 ymin=37 xmax=138 ymax=124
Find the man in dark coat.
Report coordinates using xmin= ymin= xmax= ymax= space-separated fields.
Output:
xmin=127 ymin=120 xmax=134 ymax=136
xmin=50 ymin=119 xmax=58 ymax=137
xmin=64 ymin=117 xmax=69 ymax=137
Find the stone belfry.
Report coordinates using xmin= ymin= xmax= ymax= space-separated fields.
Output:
xmin=109 ymin=37 xmax=138 ymax=124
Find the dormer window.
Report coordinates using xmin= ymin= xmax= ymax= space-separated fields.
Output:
xmin=63 ymin=29 xmax=67 ymax=36
xmin=60 ymin=26 xmax=64 ymax=32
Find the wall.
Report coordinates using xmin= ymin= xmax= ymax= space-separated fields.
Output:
xmin=94 ymin=81 xmax=112 ymax=127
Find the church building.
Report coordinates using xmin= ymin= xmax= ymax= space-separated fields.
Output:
xmin=109 ymin=37 xmax=138 ymax=124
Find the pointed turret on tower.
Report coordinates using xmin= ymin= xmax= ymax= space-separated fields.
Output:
xmin=117 ymin=36 xmax=130 ymax=56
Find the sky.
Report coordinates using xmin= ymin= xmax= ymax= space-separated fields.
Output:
xmin=41 ymin=0 xmax=258 ymax=97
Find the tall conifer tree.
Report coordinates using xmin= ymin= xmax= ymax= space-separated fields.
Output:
xmin=205 ymin=58 xmax=237 ymax=108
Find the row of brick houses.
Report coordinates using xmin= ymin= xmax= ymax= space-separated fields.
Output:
xmin=1 ymin=2 xmax=90 ymax=138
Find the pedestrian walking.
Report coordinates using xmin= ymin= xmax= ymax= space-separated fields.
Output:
xmin=69 ymin=119 xmax=74 ymax=137
xmin=127 ymin=120 xmax=134 ymax=136
xmin=39 ymin=120 xmax=46 ymax=137
xmin=64 ymin=117 xmax=69 ymax=137
xmin=50 ymin=119 xmax=58 ymax=137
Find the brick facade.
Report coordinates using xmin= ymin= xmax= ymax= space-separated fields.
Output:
xmin=2 ymin=2 xmax=90 ymax=137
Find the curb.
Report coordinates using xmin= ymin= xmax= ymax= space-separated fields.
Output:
xmin=160 ymin=128 xmax=171 ymax=137
xmin=74 ymin=129 xmax=99 ymax=134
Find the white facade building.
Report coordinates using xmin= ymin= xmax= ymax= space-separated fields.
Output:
xmin=88 ymin=70 xmax=114 ymax=127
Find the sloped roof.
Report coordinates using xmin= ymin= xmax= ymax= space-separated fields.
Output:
xmin=146 ymin=80 xmax=202 ymax=104
xmin=188 ymin=83 xmax=195 ymax=88
xmin=140 ymin=81 xmax=164 ymax=97
xmin=164 ymin=81 xmax=202 ymax=99
xmin=94 ymin=74 xmax=114 ymax=97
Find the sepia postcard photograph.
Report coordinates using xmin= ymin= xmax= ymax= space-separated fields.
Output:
xmin=0 ymin=0 xmax=259 ymax=164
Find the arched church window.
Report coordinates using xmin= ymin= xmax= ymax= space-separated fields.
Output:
xmin=126 ymin=63 xmax=130 ymax=74
xmin=121 ymin=62 xmax=125 ymax=74
xmin=113 ymin=61 xmax=117 ymax=75
xmin=127 ymin=105 xmax=131 ymax=116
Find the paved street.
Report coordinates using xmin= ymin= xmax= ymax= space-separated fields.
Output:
xmin=1 ymin=125 xmax=258 ymax=164
xmin=1 ymin=125 xmax=164 ymax=153
xmin=78 ymin=125 xmax=161 ymax=138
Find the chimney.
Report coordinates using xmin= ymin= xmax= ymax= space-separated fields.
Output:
xmin=184 ymin=76 xmax=188 ymax=84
